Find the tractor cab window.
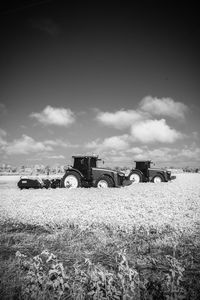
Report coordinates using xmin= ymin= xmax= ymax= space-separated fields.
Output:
xmin=72 ymin=156 xmax=98 ymax=179
xmin=74 ymin=157 xmax=87 ymax=169
xmin=90 ymin=157 xmax=97 ymax=168
xmin=135 ymin=161 xmax=151 ymax=170
xmin=73 ymin=157 xmax=89 ymax=178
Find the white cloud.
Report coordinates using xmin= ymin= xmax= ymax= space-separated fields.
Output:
xmin=132 ymin=146 xmax=200 ymax=164
xmin=126 ymin=147 xmax=144 ymax=154
xmin=101 ymin=135 xmax=129 ymax=150
xmin=46 ymin=155 xmax=65 ymax=159
xmin=44 ymin=139 xmax=78 ymax=148
xmin=86 ymin=140 xmax=200 ymax=167
xmin=96 ymin=110 xmax=145 ymax=129
xmin=86 ymin=139 xmax=100 ymax=149
xmin=4 ymin=135 xmax=53 ymax=155
xmin=86 ymin=134 xmax=130 ymax=151
xmin=139 ymin=96 xmax=188 ymax=119
xmin=94 ymin=96 xmax=188 ymax=147
xmin=131 ymin=119 xmax=183 ymax=143
xmin=1 ymin=134 xmax=79 ymax=156
xmin=96 ymin=96 xmax=188 ymax=131
xmin=30 ymin=106 xmax=75 ymax=127
xmin=177 ymin=147 xmax=200 ymax=160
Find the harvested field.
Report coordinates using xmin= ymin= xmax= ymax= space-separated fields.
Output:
xmin=1 ymin=173 xmax=200 ymax=232
xmin=1 ymin=173 xmax=200 ymax=299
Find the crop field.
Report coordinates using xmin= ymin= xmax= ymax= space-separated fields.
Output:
xmin=0 ymin=173 xmax=200 ymax=299
xmin=0 ymin=173 xmax=200 ymax=230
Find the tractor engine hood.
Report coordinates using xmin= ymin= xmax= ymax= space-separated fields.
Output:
xmin=92 ymin=168 xmax=125 ymax=176
xmin=149 ymin=168 xmax=171 ymax=179
xmin=149 ymin=167 xmax=167 ymax=172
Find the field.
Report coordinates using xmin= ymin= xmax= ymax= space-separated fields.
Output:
xmin=0 ymin=173 xmax=200 ymax=299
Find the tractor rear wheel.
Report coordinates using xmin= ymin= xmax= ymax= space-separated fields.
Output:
xmin=62 ymin=171 xmax=81 ymax=188
xmin=95 ymin=176 xmax=114 ymax=188
xmin=152 ymin=175 xmax=164 ymax=183
xmin=128 ymin=171 xmax=142 ymax=183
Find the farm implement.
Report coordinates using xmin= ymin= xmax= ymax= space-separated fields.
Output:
xmin=17 ymin=155 xmax=172 ymax=189
xmin=17 ymin=177 xmax=61 ymax=190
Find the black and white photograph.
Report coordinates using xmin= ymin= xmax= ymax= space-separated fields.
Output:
xmin=0 ymin=1 xmax=200 ymax=299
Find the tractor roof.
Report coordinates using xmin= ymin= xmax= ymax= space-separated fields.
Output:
xmin=72 ymin=155 xmax=99 ymax=159
xmin=135 ymin=160 xmax=152 ymax=163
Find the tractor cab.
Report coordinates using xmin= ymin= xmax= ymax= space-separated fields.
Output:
xmin=135 ymin=160 xmax=152 ymax=178
xmin=72 ymin=155 xmax=99 ymax=179
xmin=128 ymin=160 xmax=171 ymax=183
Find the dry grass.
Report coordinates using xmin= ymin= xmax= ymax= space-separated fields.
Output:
xmin=1 ymin=173 xmax=200 ymax=299
xmin=0 ymin=173 xmax=200 ymax=233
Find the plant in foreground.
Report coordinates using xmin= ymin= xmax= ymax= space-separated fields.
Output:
xmin=15 ymin=249 xmax=142 ymax=299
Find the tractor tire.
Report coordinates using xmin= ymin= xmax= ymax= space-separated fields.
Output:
xmin=128 ymin=171 xmax=142 ymax=183
xmin=61 ymin=171 xmax=81 ymax=188
xmin=95 ymin=176 xmax=114 ymax=188
xmin=151 ymin=175 xmax=164 ymax=183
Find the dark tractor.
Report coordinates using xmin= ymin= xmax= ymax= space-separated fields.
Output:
xmin=127 ymin=160 xmax=171 ymax=183
xmin=60 ymin=155 xmax=127 ymax=188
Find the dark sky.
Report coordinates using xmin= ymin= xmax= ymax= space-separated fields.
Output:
xmin=0 ymin=1 xmax=200 ymax=167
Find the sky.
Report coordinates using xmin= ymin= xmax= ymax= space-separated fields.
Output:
xmin=0 ymin=1 xmax=200 ymax=168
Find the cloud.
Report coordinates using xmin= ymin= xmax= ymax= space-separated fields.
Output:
xmin=30 ymin=18 xmax=60 ymax=35
xmin=46 ymin=155 xmax=65 ymax=159
xmin=4 ymin=135 xmax=53 ymax=155
xmin=101 ymin=135 xmax=130 ymax=150
xmin=86 ymin=134 xmax=130 ymax=151
xmin=95 ymin=97 xmax=187 ymax=146
xmin=139 ymin=96 xmax=188 ymax=119
xmin=44 ymin=139 xmax=79 ymax=148
xmin=95 ymin=96 xmax=188 ymax=131
xmin=135 ymin=147 xmax=174 ymax=162
xmin=126 ymin=147 xmax=144 ymax=154
xmin=30 ymin=106 xmax=75 ymax=127
xmin=0 ymin=128 xmax=80 ymax=157
xmin=0 ymin=133 xmax=79 ymax=156
xmin=119 ymin=146 xmax=200 ymax=165
xmin=131 ymin=119 xmax=183 ymax=143
xmin=101 ymin=146 xmax=173 ymax=165
xmin=96 ymin=110 xmax=145 ymax=129
xmin=177 ymin=147 xmax=200 ymax=160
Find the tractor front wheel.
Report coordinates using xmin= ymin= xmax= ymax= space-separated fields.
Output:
xmin=151 ymin=175 xmax=164 ymax=183
xmin=95 ymin=176 xmax=114 ymax=188
xmin=61 ymin=171 xmax=81 ymax=188
xmin=128 ymin=171 xmax=142 ymax=183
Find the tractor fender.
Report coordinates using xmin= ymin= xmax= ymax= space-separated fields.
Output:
xmin=149 ymin=171 xmax=166 ymax=182
xmin=93 ymin=173 xmax=115 ymax=187
xmin=128 ymin=169 xmax=144 ymax=180
xmin=92 ymin=168 xmax=122 ymax=187
xmin=64 ymin=168 xmax=84 ymax=178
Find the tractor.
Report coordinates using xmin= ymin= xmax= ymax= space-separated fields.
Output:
xmin=60 ymin=155 xmax=128 ymax=188
xmin=127 ymin=160 xmax=171 ymax=183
